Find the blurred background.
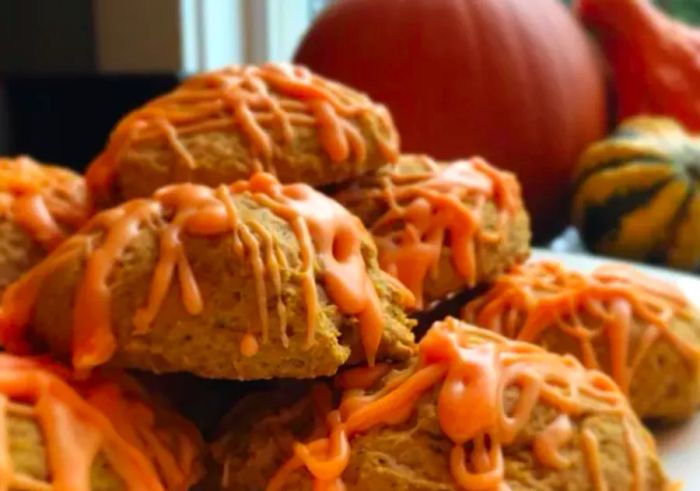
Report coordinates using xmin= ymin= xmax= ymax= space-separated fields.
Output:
xmin=0 ymin=0 xmax=697 ymax=168
xmin=564 ymin=0 xmax=700 ymax=22
xmin=0 ymin=0 xmax=333 ymax=167
xmin=0 ymin=0 xmax=696 ymax=168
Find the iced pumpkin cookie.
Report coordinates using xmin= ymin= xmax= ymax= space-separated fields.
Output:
xmin=0 ymin=353 xmax=204 ymax=491
xmin=0 ymin=156 xmax=91 ymax=293
xmin=334 ymin=155 xmax=530 ymax=309
xmin=0 ymin=173 xmax=415 ymax=379
xmin=210 ymin=318 xmax=672 ymax=491
xmin=86 ymin=63 xmax=399 ymax=207
xmin=463 ymin=261 xmax=700 ymax=421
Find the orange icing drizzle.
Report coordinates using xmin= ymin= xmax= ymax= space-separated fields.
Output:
xmin=335 ymin=363 xmax=391 ymax=391
xmin=335 ymin=156 xmax=521 ymax=309
xmin=463 ymin=261 xmax=700 ymax=394
xmin=532 ymin=414 xmax=573 ymax=469
xmin=217 ymin=383 xmax=333 ymax=490
xmin=86 ymin=63 xmax=398 ymax=196
xmin=0 ymin=156 xmax=90 ymax=250
xmin=581 ymin=429 xmax=606 ymax=491
xmin=0 ymin=173 xmax=390 ymax=371
xmin=267 ymin=318 xmax=651 ymax=491
xmin=0 ymin=354 xmax=200 ymax=491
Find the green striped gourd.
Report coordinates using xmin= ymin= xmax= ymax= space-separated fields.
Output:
xmin=572 ymin=116 xmax=700 ymax=270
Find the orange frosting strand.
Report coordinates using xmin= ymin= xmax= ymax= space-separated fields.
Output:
xmin=594 ymin=264 xmax=687 ymax=307
xmin=73 ymin=201 xmax=161 ymax=370
xmin=608 ymin=299 xmax=632 ymax=392
xmin=0 ymin=355 xmax=170 ymax=491
xmin=157 ymin=117 xmax=196 ymax=170
xmin=0 ymin=239 xmax=87 ymax=354
xmin=464 ymin=261 xmax=700 ymax=395
xmin=533 ymin=414 xmax=573 ymax=469
xmin=335 ymin=364 xmax=391 ymax=391
xmin=237 ymin=220 xmax=269 ymax=340
xmin=269 ymin=318 xmax=646 ymax=491
xmin=344 ymin=363 xmax=447 ymax=433
xmin=216 ymin=184 xmax=244 ymax=255
xmin=37 ymin=394 xmax=102 ymax=490
xmin=215 ymin=184 xmax=281 ymax=347
xmin=336 ymin=157 xmax=521 ymax=308
xmin=249 ymin=219 xmax=287 ymax=346
xmin=132 ymin=210 xmax=203 ymax=334
xmin=235 ymin=173 xmax=388 ymax=361
xmin=0 ymin=156 xmax=90 ymax=251
xmin=293 ymin=412 xmax=349 ymax=481
xmin=310 ymin=101 xmax=349 ymax=162
xmin=581 ymin=429 xmax=608 ymax=491
xmin=86 ymin=63 xmax=398 ymax=196
xmin=0 ymin=173 xmax=389 ymax=370
xmin=623 ymin=418 xmax=646 ymax=491
xmin=449 ymin=442 xmax=503 ymax=491
xmin=85 ymin=382 xmax=202 ymax=491
xmin=13 ymin=195 xmax=65 ymax=250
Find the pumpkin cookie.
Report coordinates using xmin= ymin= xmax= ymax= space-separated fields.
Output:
xmin=0 ymin=173 xmax=415 ymax=380
xmin=333 ymin=155 xmax=530 ymax=309
xmin=0 ymin=353 xmax=204 ymax=491
xmin=463 ymin=261 xmax=700 ymax=421
xmin=86 ymin=63 xmax=399 ymax=208
xmin=210 ymin=318 xmax=671 ymax=491
xmin=0 ymin=156 xmax=91 ymax=293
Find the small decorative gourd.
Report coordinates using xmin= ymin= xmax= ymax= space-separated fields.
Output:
xmin=572 ymin=116 xmax=700 ymax=270
xmin=578 ymin=0 xmax=700 ymax=131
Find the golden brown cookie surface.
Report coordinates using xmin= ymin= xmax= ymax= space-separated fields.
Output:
xmin=0 ymin=173 xmax=415 ymax=380
xmin=334 ymin=155 xmax=530 ymax=309
xmin=463 ymin=261 xmax=700 ymax=421
xmin=0 ymin=354 xmax=204 ymax=491
xmin=210 ymin=318 xmax=671 ymax=491
xmin=86 ymin=64 xmax=399 ymax=207
xmin=0 ymin=156 xmax=91 ymax=293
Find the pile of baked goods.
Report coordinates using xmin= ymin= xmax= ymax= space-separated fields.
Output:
xmin=0 ymin=63 xmax=696 ymax=490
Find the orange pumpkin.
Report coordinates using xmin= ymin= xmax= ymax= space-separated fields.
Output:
xmin=295 ymin=0 xmax=607 ymax=241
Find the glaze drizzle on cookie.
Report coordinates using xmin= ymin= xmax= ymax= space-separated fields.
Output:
xmin=0 ymin=173 xmax=393 ymax=370
xmin=268 ymin=318 xmax=657 ymax=491
xmin=86 ymin=63 xmax=399 ymax=197
xmin=463 ymin=261 xmax=700 ymax=394
xmin=335 ymin=156 xmax=522 ymax=308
